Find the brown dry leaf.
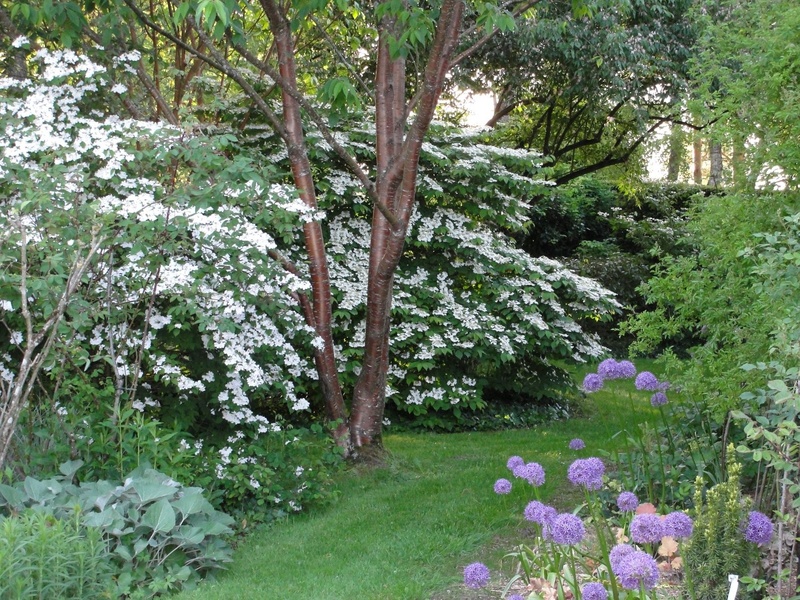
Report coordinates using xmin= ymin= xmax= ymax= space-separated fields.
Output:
xmin=613 ymin=526 xmax=629 ymax=544
xmin=658 ymin=536 xmax=679 ymax=557
xmin=658 ymin=561 xmax=673 ymax=573
xmin=636 ymin=502 xmax=657 ymax=515
xmin=671 ymin=556 xmax=683 ymax=570
xmin=530 ymin=578 xmax=559 ymax=600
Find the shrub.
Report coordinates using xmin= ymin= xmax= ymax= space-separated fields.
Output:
xmin=622 ymin=191 xmax=800 ymax=417
xmin=0 ymin=510 xmax=111 ymax=599
xmin=0 ymin=461 xmax=234 ymax=598
xmin=683 ymin=448 xmax=762 ymax=600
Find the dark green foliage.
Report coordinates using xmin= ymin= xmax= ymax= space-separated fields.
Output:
xmin=523 ymin=179 xmax=709 ymax=352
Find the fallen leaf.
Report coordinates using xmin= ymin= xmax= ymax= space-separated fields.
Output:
xmin=671 ymin=557 xmax=683 ymax=570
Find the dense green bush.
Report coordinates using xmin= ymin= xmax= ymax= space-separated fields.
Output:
xmin=521 ymin=178 xmax=712 ymax=351
xmin=622 ymin=190 xmax=800 ymax=417
xmin=0 ymin=509 xmax=111 ymax=599
xmin=0 ymin=461 xmax=234 ymax=598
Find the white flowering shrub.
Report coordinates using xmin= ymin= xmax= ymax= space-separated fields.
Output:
xmin=245 ymin=123 xmax=621 ymax=428
xmin=0 ymin=48 xmax=339 ymax=517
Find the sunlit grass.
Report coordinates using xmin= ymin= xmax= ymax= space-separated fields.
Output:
xmin=176 ymin=361 xmax=661 ymax=600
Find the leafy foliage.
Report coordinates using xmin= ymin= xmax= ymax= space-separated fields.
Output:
xmin=0 ymin=461 xmax=234 ymax=598
xmin=455 ymin=0 xmax=697 ymax=182
xmin=253 ymin=122 xmax=621 ymax=428
xmin=0 ymin=509 xmax=111 ymax=599
xmin=622 ymin=191 xmax=800 ymax=415
xmin=692 ymin=0 xmax=800 ymax=189
xmin=683 ymin=449 xmax=759 ymax=600
xmin=0 ymin=461 xmax=233 ymax=598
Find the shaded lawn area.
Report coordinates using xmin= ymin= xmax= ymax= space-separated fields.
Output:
xmin=176 ymin=372 xmax=658 ymax=600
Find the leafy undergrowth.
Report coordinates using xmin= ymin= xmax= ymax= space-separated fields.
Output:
xmin=175 ymin=364 xmax=660 ymax=600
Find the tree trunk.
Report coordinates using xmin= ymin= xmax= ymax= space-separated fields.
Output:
xmin=259 ymin=0 xmax=350 ymax=445
xmin=349 ymin=0 xmax=464 ymax=450
xmin=707 ymin=140 xmax=723 ymax=187
xmin=666 ymin=124 xmax=684 ymax=182
xmin=693 ymin=137 xmax=703 ymax=184
xmin=732 ymin=135 xmax=747 ymax=188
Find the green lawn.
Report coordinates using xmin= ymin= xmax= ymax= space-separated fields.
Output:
xmin=176 ymin=367 xmax=659 ymax=600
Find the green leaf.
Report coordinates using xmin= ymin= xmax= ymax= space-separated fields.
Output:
xmin=173 ymin=488 xmax=213 ymax=517
xmin=0 ymin=483 xmax=26 ymax=507
xmin=133 ymin=481 xmax=179 ymax=503
xmin=142 ymin=498 xmax=176 ymax=533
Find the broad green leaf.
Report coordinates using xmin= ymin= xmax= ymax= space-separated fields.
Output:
xmin=142 ymin=498 xmax=176 ymax=533
xmin=133 ymin=481 xmax=178 ymax=503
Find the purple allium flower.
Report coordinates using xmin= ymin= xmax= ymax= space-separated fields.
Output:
xmin=616 ymin=491 xmax=639 ymax=512
xmin=525 ymin=462 xmax=546 ymax=487
xmin=582 ymin=373 xmax=604 ymax=393
xmin=743 ymin=511 xmax=774 ymax=545
xmin=617 ymin=360 xmax=637 ymax=379
xmin=494 ymin=478 xmax=512 ymax=495
xmin=567 ymin=457 xmax=605 ymax=490
xmin=630 ymin=513 xmax=664 ymax=544
xmin=634 ymin=371 xmax=660 ymax=391
xmin=597 ymin=358 xmax=619 ymax=379
xmin=524 ymin=500 xmax=556 ymax=526
xmin=512 ymin=463 xmax=528 ymax=479
xmin=650 ymin=392 xmax=668 ymax=407
xmin=613 ymin=549 xmax=660 ymax=590
xmin=663 ymin=511 xmax=693 ymax=539
xmin=581 ymin=582 xmax=609 ymax=600
xmin=569 ymin=438 xmax=586 ymax=450
xmin=507 ymin=455 xmax=525 ymax=471
xmin=463 ymin=562 xmax=490 ymax=589
xmin=507 ymin=596 xmax=525 ymax=600
xmin=551 ymin=513 xmax=585 ymax=545
xmin=609 ymin=544 xmax=635 ymax=572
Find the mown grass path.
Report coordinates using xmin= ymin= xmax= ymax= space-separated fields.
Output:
xmin=177 ymin=374 xmax=657 ymax=600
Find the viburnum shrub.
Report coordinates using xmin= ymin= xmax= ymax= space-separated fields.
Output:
xmin=1 ymin=46 xmax=620 ymax=454
xmin=245 ymin=121 xmax=621 ymax=427
xmin=0 ymin=47 xmax=337 ymax=515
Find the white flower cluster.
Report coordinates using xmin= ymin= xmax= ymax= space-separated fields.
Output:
xmin=1 ymin=50 xmax=318 ymax=435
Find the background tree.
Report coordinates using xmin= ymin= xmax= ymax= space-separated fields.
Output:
xmin=453 ymin=0 xmax=697 ymax=184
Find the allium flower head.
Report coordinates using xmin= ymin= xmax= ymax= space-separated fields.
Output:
xmin=597 ymin=358 xmax=619 ymax=379
xmin=663 ymin=511 xmax=693 ymax=539
xmin=743 ymin=511 xmax=774 ymax=545
xmin=635 ymin=371 xmax=660 ymax=391
xmin=569 ymin=438 xmax=586 ymax=450
xmin=524 ymin=500 xmax=556 ymax=526
xmin=609 ymin=544 xmax=635 ymax=572
xmin=494 ymin=478 xmax=512 ymax=495
xmin=463 ymin=562 xmax=490 ymax=589
xmin=650 ymin=392 xmax=668 ymax=407
xmin=630 ymin=513 xmax=664 ymax=544
xmin=512 ymin=463 xmax=528 ymax=479
xmin=525 ymin=462 xmax=546 ymax=487
xmin=551 ymin=513 xmax=585 ymax=545
xmin=507 ymin=596 xmax=525 ymax=600
xmin=507 ymin=455 xmax=525 ymax=471
xmin=616 ymin=491 xmax=639 ymax=512
xmin=617 ymin=360 xmax=637 ymax=379
xmin=567 ymin=457 xmax=605 ymax=490
xmin=582 ymin=373 xmax=604 ymax=393
xmin=581 ymin=582 xmax=609 ymax=600
xmin=613 ymin=549 xmax=660 ymax=590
